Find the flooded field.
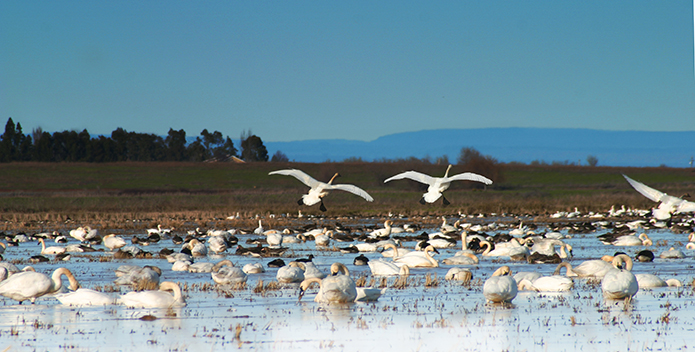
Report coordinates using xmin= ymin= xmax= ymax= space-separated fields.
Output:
xmin=1 ymin=212 xmax=694 ymax=352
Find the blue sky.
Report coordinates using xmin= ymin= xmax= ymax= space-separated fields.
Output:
xmin=2 ymin=1 xmax=694 ymax=142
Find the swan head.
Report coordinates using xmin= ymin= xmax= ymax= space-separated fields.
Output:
xmin=444 ymin=164 xmax=453 ymax=178
xmin=298 ymin=277 xmax=322 ymax=301
xmin=491 ymin=266 xmax=512 ymax=277
xmin=330 ymin=262 xmax=350 ymax=276
xmin=327 ymin=173 xmax=341 ymax=184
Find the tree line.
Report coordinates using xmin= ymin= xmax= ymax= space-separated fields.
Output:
xmin=0 ymin=118 xmax=281 ymax=163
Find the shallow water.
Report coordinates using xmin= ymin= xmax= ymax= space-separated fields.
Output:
xmin=1 ymin=215 xmax=694 ymax=351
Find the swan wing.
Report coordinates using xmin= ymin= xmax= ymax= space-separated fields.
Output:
xmin=676 ymin=200 xmax=695 ymax=213
xmin=269 ymin=169 xmax=321 ymax=188
xmin=623 ymin=174 xmax=680 ymax=205
xmin=324 ymin=184 xmax=374 ymax=201
xmin=447 ymin=172 xmax=493 ymax=185
xmin=384 ymin=171 xmax=435 ymax=185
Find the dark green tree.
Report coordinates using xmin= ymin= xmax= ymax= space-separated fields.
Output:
xmin=240 ymin=134 xmax=268 ymax=162
xmin=165 ymin=128 xmax=188 ymax=161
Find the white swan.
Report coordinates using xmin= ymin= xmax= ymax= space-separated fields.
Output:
xmin=298 ymin=263 xmax=357 ymax=303
xmin=38 ymin=238 xmax=66 ymax=255
xmin=119 ymin=281 xmax=186 ymax=308
xmin=276 ymin=262 xmax=305 ymax=283
xmin=0 ymin=267 xmax=79 ymax=303
xmin=635 ymin=274 xmax=682 ymax=289
xmin=55 ymin=288 xmax=116 ymax=306
xmin=483 ymin=266 xmax=518 ymax=303
xmin=442 ymin=252 xmax=479 ymax=265
xmin=207 ymin=235 xmax=228 ymax=254
xmin=368 ymin=259 xmax=410 ymax=276
xmin=242 ymin=263 xmax=265 ymax=274
xmin=184 ymin=239 xmax=208 ymax=257
xmin=384 ymin=164 xmax=492 ymax=205
xmin=601 ymin=255 xmax=638 ymax=300
xmin=553 ymin=258 xmax=617 ymax=278
xmin=611 ymin=233 xmax=652 ymax=246
xmin=445 ymin=268 xmax=473 ymax=282
xmin=659 ymin=247 xmax=685 ymax=259
xmin=269 ymin=169 xmax=374 ymax=211
xmin=623 ymin=174 xmax=695 ymax=219
xmin=355 ymin=287 xmax=386 ymax=302
xmin=517 ymin=276 xmax=574 ymax=292
xmin=394 ymin=245 xmax=439 ymax=268
xmin=369 ymin=220 xmax=394 ymax=238
xmin=114 ymin=265 xmax=162 ymax=290
xmin=103 ymin=234 xmax=126 ymax=251
xmin=211 ymin=260 xmax=248 ymax=285
xmin=480 ymin=240 xmax=530 ymax=258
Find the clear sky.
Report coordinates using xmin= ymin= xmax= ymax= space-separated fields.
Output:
xmin=2 ymin=1 xmax=694 ymax=142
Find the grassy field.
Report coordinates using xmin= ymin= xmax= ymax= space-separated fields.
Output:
xmin=1 ymin=162 xmax=694 ymax=230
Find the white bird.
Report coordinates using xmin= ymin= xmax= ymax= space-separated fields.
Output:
xmin=517 ymin=276 xmax=574 ymax=292
xmin=242 ymin=263 xmax=265 ymax=274
xmin=253 ymin=220 xmax=264 ymax=235
xmin=187 ymin=262 xmax=215 ymax=273
xmin=635 ymin=274 xmax=682 ymax=289
xmin=554 ymin=258 xmax=617 ymax=278
xmin=298 ymin=263 xmax=357 ymax=304
xmin=38 ymin=238 xmax=66 ymax=255
xmin=184 ymin=239 xmax=208 ymax=257
xmin=0 ymin=267 xmax=79 ymax=303
xmin=445 ymin=268 xmax=473 ymax=282
xmin=103 ymin=234 xmax=127 ymax=251
xmin=355 ymin=287 xmax=386 ymax=302
xmin=368 ymin=259 xmax=410 ymax=276
xmin=394 ymin=245 xmax=439 ymax=268
xmin=207 ymin=235 xmax=228 ymax=254
xmin=659 ymin=247 xmax=685 ymax=259
xmin=623 ymin=174 xmax=695 ymax=219
xmin=610 ymin=233 xmax=652 ymax=246
xmin=302 ymin=262 xmax=327 ymax=280
xmin=483 ymin=266 xmax=518 ymax=303
xmin=442 ymin=252 xmax=479 ymax=265
xmin=69 ymin=227 xmax=88 ymax=242
xmin=114 ymin=265 xmax=162 ymax=291
xmin=118 ymin=281 xmax=186 ymax=308
xmin=269 ymin=169 xmax=374 ymax=211
xmin=55 ymin=288 xmax=116 ymax=306
xmin=601 ymin=255 xmax=638 ymax=300
xmin=479 ymin=240 xmax=530 ymax=258
xmin=211 ymin=260 xmax=247 ymax=285
xmin=384 ymin=164 xmax=492 ymax=205
xmin=369 ymin=220 xmax=394 ymax=238
xmin=276 ymin=262 xmax=306 ymax=283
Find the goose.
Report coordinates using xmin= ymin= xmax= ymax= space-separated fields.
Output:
xmin=393 ymin=245 xmax=439 ymax=268
xmin=659 ymin=247 xmax=685 ymax=259
xmin=601 ymin=255 xmax=638 ymax=300
xmin=384 ymin=164 xmax=492 ymax=205
xmin=38 ymin=238 xmax=66 ymax=255
xmin=211 ymin=260 xmax=247 ymax=285
xmin=517 ymin=276 xmax=574 ymax=292
xmin=103 ymin=234 xmax=127 ymax=251
xmin=445 ymin=268 xmax=473 ymax=282
xmin=0 ymin=267 xmax=79 ymax=303
xmin=623 ymin=174 xmax=695 ymax=219
xmin=55 ymin=288 xmax=116 ymax=306
xmin=611 ymin=233 xmax=652 ymax=246
xmin=635 ymin=274 xmax=683 ymax=289
xmin=269 ymin=169 xmax=374 ymax=211
xmin=635 ymin=249 xmax=655 ymax=262
xmin=442 ymin=252 xmax=479 ymax=265
xmin=119 ymin=281 xmax=186 ymax=308
xmin=276 ymin=262 xmax=306 ymax=283
xmin=298 ymin=263 xmax=357 ymax=303
xmin=553 ymin=257 xmax=618 ymax=278
xmin=483 ymin=266 xmax=518 ymax=303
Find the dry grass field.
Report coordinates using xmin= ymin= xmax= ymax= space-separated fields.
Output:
xmin=1 ymin=161 xmax=694 ymax=231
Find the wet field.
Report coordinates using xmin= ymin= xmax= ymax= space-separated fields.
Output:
xmin=1 ymin=212 xmax=694 ymax=352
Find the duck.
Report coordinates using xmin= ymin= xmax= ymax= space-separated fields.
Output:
xmin=38 ymin=238 xmax=66 ymax=255
xmin=118 ymin=281 xmax=186 ymax=308
xmin=384 ymin=164 xmax=493 ymax=205
xmin=55 ymin=288 xmax=116 ymax=306
xmin=269 ymin=169 xmax=374 ymax=212
xmin=0 ymin=267 xmax=79 ymax=303
xmin=601 ymin=255 xmax=638 ymax=300
xmin=483 ymin=266 xmax=518 ymax=303
xmin=211 ymin=260 xmax=247 ymax=285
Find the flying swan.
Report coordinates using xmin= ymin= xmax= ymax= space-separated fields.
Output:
xmin=384 ymin=164 xmax=492 ymax=205
xmin=623 ymin=174 xmax=695 ymax=220
xmin=269 ymin=169 xmax=374 ymax=211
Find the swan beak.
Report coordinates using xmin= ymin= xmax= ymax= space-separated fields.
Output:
xmin=298 ymin=288 xmax=305 ymax=301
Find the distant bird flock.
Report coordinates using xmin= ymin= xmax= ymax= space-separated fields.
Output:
xmin=0 ymin=170 xmax=694 ymax=310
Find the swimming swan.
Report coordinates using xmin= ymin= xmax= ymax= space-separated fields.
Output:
xmin=269 ymin=169 xmax=374 ymax=211
xmin=38 ymin=238 xmax=66 ymax=255
xmin=119 ymin=281 xmax=186 ymax=308
xmin=298 ymin=263 xmax=357 ymax=303
xmin=483 ymin=266 xmax=518 ymax=303
xmin=393 ymin=245 xmax=439 ymax=268
xmin=55 ymin=288 xmax=116 ymax=306
xmin=601 ymin=255 xmax=638 ymax=300
xmin=0 ymin=267 xmax=79 ymax=303
xmin=384 ymin=164 xmax=492 ymax=205
xmin=211 ymin=260 xmax=248 ymax=285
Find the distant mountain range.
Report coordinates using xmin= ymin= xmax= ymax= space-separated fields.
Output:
xmin=263 ymin=128 xmax=695 ymax=167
